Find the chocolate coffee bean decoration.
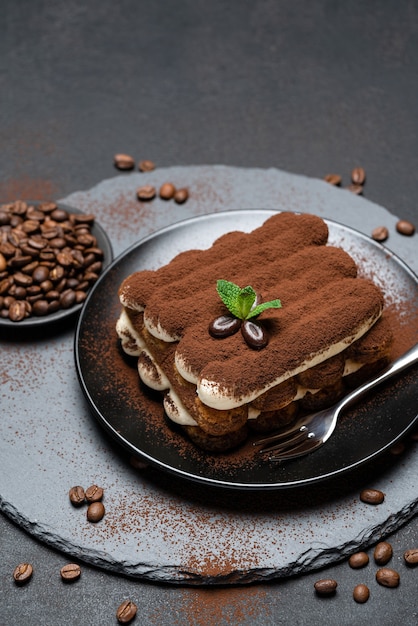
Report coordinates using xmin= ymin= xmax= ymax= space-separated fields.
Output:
xmin=241 ymin=319 xmax=268 ymax=349
xmin=209 ymin=315 xmax=241 ymax=338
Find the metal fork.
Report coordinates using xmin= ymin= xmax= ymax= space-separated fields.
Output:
xmin=254 ymin=343 xmax=418 ymax=462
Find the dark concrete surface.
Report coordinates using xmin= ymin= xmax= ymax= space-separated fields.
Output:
xmin=1 ymin=1 xmax=417 ymax=624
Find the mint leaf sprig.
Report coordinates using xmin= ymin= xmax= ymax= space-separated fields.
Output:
xmin=216 ymin=279 xmax=282 ymax=320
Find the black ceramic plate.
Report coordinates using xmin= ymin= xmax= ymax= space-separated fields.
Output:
xmin=75 ymin=210 xmax=418 ymax=490
xmin=0 ymin=202 xmax=113 ymax=330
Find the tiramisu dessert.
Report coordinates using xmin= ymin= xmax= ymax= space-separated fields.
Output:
xmin=116 ymin=212 xmax=393 ymax=452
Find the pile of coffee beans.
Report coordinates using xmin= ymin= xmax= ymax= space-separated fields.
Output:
xmin=0 ymin=201 xmax=104 ymax=322
xmin=69 ymin=484 xmax=105 ymax=523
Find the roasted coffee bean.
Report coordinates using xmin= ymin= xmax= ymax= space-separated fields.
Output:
xmin=396 ymin=219 xmax=415 ymax=236
xmin=9 ymin=300 xmax=29 ymax=321
xmin=48 ymin=300 xmax=60 ymax=314
xmin=72 ymin=213 xmax=95 ymax=225
xmin=376 ymin=567 xmax=400 ymax=587
xmin=174 ymin=188 xmax=189 ymax=204
xmin=404 ymin=548 xmax=418 ymax=565
xmin=69 ymin=485 xmax=85 ymax=506
xmin=28 ymin=235 xmax=47 ymax=250
xmin=59 ymin=289 xmax=76 ymax=309
xmin=21 ymin=260 xmax=40 ymax=274
xmin=324 ymin=173 xmax=342 ymax=186
xmin=14 ymin=272 xmax=32 ymax=287
xmin=76 ymin=233 xmax=96 ymax=247
xmin=0 ymin=201 xmax=105 ymax=321
xmin=9 ymin=255 xmax=33 ymax=268
xmin=138 ymin=159 xmax=156 ymax=172
xmin=137 ymin=185 xmax=156 ymax=201
xmin=241 ymin=320 xmax=268 ymax=349
xmin=0 ymin=211 xmax=10 ymax=225
xmin=32 ymin=299 xmax=49 ymax=316
xmin=60 ymin=563 xmax=81 ymax=581
xmin=75 ymin=290 xmax=87 ymax=304
xmin=38 ymin=201 xmax=57 ymax=214
xmin=14 ymin=286 xmax=27 ymax=299
xmin=347 ymin=183 xmax=363 ymax=195
xmin=40 ymin=279 xmax=54 ymax=293
xmin=85 ymin=484 xmax=104 ymax=503
xmin=114 ymin=153 xmax=135 ymax=170
xmin=49 ymin=266 xmax=65 ymax=282
xmin=351 ymin=167 xmax=366 ymax=185
xmin=21 ymin=219 xmax=40 ymax=234
xmin=374 ymin=541 xmax=393 ymax=565
xmin=348 ymin=551 xmax=369 ymax=569
xmin=371 ymin=226 xmax=389 ymax=242
xmin=87 ymin=501 xmax=105 ymax=522
xmin=50 ymin=208 xmax=69 ymax=222
xmin=360 ymin=488 xmax=385 ymax=504
xmin=49 ymin=236 xmax=66 ymax=249
xmin=56 ymin=250 xmax=74 ymax=267
xmin=0 ymin=277 xmax=13 ymax=295
xmin=116 ymin=599 xmax=138 ymax=624
xmin=159 ymin=182 xmax=176 ymax=200
xmin=87 ymin=260 xmax=103 ymax=274
xmin=13 ymin=562 xmax=33 ymax=584
xmin=83 ymin=252 xmax=97 ymax=267
xmin=353 ymin=583 xmax=370 ymax=603
xmin=314 ymin=578 xmax=338 ymax=596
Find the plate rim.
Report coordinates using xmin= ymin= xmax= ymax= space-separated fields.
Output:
xmin=75 ymin=209 xmax=418 ymax=490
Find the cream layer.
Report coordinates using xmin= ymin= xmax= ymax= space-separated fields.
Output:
xmin=116 ymin=312 xmax=367 ymax=428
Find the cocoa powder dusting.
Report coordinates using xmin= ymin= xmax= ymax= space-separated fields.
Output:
xmin=174 ymin=586 xmax=271 ymax=625
xmin=0 ymin=177 xmax=59 ymax=201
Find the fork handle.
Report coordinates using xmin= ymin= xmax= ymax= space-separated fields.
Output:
xmin=339 ymin=343 xmax=418 ymax=412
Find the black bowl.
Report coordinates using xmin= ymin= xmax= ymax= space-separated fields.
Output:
xmin=0 ymin=201 xmax=113 ymax=332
